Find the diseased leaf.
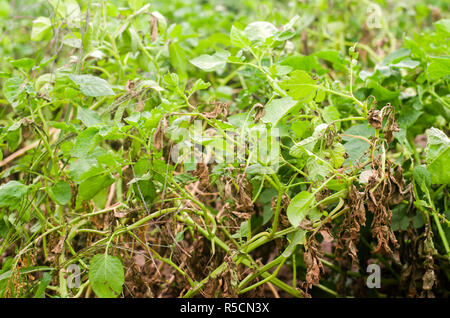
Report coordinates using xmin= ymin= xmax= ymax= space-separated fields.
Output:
xmin=330 ymin=142 xmax=346 ymax=168
xmin=321 ymin=106 xmax=340 ymax=128
xmin=6 ymin=122 xmax=21 ymax=152
xmin=390 ymin=58 xmax=419 ymax=69
xmin=306 ymin=155 xmax=331 ymax=182
xmin=139 ymin=79 xmax=164 ymax=92
xmin=69 ymin=158 xmax=99 ymax=184
xmin=269 ymin=64 xmax=292 ymax=76
xmin=49 ymin=0 xmax=81 ymax=27
xmin=342 ymin=124 xmax=375 ymax=164
xmin=2 ymin=0 xmax=450 ymax=299
xmin=290 ymin=124 xmax=328 ymax=158
xmin=359 ymin=169 xmax=376 ymax=184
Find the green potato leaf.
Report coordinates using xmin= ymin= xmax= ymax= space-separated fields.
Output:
xmin=425 ymin=127 xmax=450 ymax=184
xmin=0 ymin=181 xmax=29 ymax=209
xmin=244 ymin=21 xmax=277 ymax=43
xmin=71 ymin=127 xmax=100 ymax=158
xmin=261 ymin=96 xmax=297 ymax=126
xmin=427 ymin=56 xmax=450 ymax=80
xmin=49 ymin=181 xmax=72 ymax=206
xmin=282 ymin=229 xmax=307 ymax=257
xmin=169 ymin=42 xmax=187 ymax=77
xmin=189 ymin=51 xmax=230 ymax=72
xmin=78 ymin=174 xmax=114 ymax=201
xmin=3 ymin=77 xmax=25 ymax=104
xmin=31 ymin=17 xmax=52 ymax=42
xmin=68 ymin=74 xmax=115 ymax=97
xmin=230 ymin=25 xmax=251 ymax=48
xmin=279 ymin=70 xmax=317 ymax=102
xmin=77 ymin=107 xmax=103 ymax=127
xmin=286 ymin=191 xmax=317 ymax=227
xmin=89 ymin=254 xmax=124 ymax=298
xmin=329 ymin=142 xmax=346 ymax=168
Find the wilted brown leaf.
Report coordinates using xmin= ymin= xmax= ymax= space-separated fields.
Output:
xmin=368 ymin=108 xmax=382 ymax=130
xmin=204 ymin=101 xmax=229 ymax=120
xmin=422 ymin=269 xmax=435 ymax=291
xmin=150 ymin=14 xmax=158 ymax=42
xmin=153 ymin=115 xmax=167 ymax=151
xmin=304 ymin=238 xmax=324 ymax=290
xmin=251 ymin=103 xmax=265 ymax=123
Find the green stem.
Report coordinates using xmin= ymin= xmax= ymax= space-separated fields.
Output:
xmin=239 ymin=257 xmax=287 ymax=294
xmin=238 ymin=255 xmax=286 ymax=290
xmin=270 ymin=186 xmax=285 ymax=237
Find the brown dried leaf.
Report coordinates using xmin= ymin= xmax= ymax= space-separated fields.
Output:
xmin=150 ymin=15 xmax=158 ymax=42
xmin=350 ymin=184 xmax=366 ymax=226
xmin=231 ymin=210 xmax=252 ymax=219
xmin=125 ymin=80 xmax=136 ymax=94
xmin=304 ymin=245 xmax=324 ymax=289
xmin=364 ymin=161 xmax=400 ymax=259
xmin=367 ymin=108 xmax=382 ymax=130
xmin=51 ymin=237 xmax=65 ymax=254
xmin=238 ymin=176 xmax=253 ymax=209
xmin=153 ymin=116 xmax=167 ymax=151
xmin=193 ymin=162 xmax=210 ymax=191
xmin=384 ymin=114 xmax=400 ymax=144
xmin=414 ymin=134 xmax=427 ymax=149
xmin=251 ymin=103 xmax=265 ymax=123
xmin=204 ymin=102 xmax=229 ymax=120
xmin=134 ymin=254 xmax=146 ymax=268
xmin=299 ymin=218 xmax=314 ymax=231
xmin=422 ymin=269 xmax=435 ymax=291
xmin=114 ymin=210 xmax=128 ymax=218
xmin=335 ymin=184 xmax=366 ymax=267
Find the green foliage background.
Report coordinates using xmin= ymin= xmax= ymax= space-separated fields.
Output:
xmin=0 ymin=0 xmax=449 ymax=298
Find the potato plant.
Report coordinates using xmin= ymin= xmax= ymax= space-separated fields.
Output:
xmin=0 ymin=0 xmax=449 ymax=298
